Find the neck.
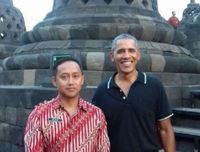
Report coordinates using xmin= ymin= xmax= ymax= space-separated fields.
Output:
xmin=115 ymin=70 xmax=138 ymax=96
xmin=58 ymin=94 xmax=79 ymax=111
xmin=117 ymin=70 xmax=138 ymax=82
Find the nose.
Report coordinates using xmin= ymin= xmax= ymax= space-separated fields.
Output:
xmin=123 ymin=50 xmax=132 ymax=58
xmin=68 ymin=76 xmax=74 ymax=84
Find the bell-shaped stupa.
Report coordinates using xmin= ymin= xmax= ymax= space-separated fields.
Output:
xmin=181 ymin=0 xmax=200 ymax=59
xmin=1 ymin=0 xmax=200 ymax=88
xmin=0 ymin=0 xmax=25 ymax=70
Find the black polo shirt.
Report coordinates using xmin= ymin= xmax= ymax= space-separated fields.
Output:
xmin=92 ymin=71 xmax=173 ymax=152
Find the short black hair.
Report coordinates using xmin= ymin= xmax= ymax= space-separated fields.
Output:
xmin=52 ymin=57 xmax=83 ymax=76
xmin=111 ymin=33 xmax=139 ymax=51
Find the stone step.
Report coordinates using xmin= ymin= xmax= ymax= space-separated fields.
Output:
xmin=0 ymin=85 xmax=96 ymax=109
xmin=0 ymin=69 xmax=200 ymax=87
xmin=172 ymin=107 xmax=200 ymax=129
xmin=174 ymin=126 xmax=200 ymax=152
xmin=190 ymin=90 xmax=200 ymax=108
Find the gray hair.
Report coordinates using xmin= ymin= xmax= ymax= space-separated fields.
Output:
xmin=111 ymin=33 xmax=139 ymax=51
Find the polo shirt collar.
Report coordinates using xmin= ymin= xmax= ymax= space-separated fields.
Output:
xmin=51 ymin=96 xmax=88 ymax=112
xmin=107 ymin=71 xmax=147 ymax=89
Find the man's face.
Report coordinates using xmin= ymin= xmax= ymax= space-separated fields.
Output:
xmin=52 ymin=61 xmax=84 ymax=99
xmin=110 ymin=39 xmax=141 ymax=75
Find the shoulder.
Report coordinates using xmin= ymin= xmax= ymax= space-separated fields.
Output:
xmin=92 ymin=78 xmax=111 ymax=101
xmin=28 ymin=98 xmax=56 ymax=120
xmin=93 ymin=78 xmax=110 ymax=95
xmin=81 ymin=98 xmax=105 ymax=116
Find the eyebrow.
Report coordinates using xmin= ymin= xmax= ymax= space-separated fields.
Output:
xmin=116 ymin=48 xmax=137 ymax=51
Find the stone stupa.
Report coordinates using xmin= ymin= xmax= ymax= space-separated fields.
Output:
xmin=181 ymin=0 xmax=200 ymax=59
xmin=0 ymin=1 xmax=200 ymax=151
xmin=1 ymin=0 xmax=200 ymax=89
xmin=0 ymin=0 xmax=25 ymax=71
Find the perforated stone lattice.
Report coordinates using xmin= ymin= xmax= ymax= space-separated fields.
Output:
xmin=82 ymin=0 xmax=89 ymax=4
xmin=81 ymin=0 xmax=134 ymax=5
xmin=125 ymin=0 xmax=134 ymax=5
xmin=0 ymin=7 xmax=25 ymax=42
xmin=104 ymin=0 xmax=112 ymax=4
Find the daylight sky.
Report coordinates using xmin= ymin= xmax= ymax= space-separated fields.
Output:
xmin=12 ymin=0 xmax=200 ymax=31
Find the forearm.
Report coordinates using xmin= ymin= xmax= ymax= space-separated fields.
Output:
xmin=160 ymin=128 xmax=176 ymax=152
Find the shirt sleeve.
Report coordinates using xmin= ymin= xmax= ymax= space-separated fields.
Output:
xmin=24 ymin=107 xmax=44 ymax=152
xmin=97 ymin=111 xmax=110 ymax=152
xmin=156 ymin=81 xmax=173 ymax=120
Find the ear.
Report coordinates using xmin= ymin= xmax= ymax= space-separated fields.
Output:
xmin=136 ymin=50 xmax=141 ymax=60
xmin=81 ymin=75 xmax=85 ymax=85
xmin=51 ymin=76 xmax=57 ymax=87
xmin=110 ymin=52 xmax=114 ymax=62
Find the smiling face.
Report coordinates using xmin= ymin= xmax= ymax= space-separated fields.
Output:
xmin=110 ymin=38 xmax=141 ymax=76
xmin=52 ymin=61 xmax=84 ymax=100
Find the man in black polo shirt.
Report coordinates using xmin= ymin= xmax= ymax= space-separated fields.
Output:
xmin=92 ymin=34 xmax=175 ymax=152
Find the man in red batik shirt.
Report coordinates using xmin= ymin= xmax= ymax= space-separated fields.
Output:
xmin=168 ymin=11 xmax=180 ymax=28
xmin=24 ymin=57 xmax=110 ymax=152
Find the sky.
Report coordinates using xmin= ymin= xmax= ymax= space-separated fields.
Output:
xmin=12 ymin=0 xmax=200 ymax=31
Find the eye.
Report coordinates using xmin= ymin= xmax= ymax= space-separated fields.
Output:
xmin=116 ymin=49 xmax=125 ymax=54
xmin=60 ymin=75 xmax=68 ymax=80
xmin=128 ymin=48 xmax=137 ymax=53
xmin=73 ymin=74 xmax=80 ymax=79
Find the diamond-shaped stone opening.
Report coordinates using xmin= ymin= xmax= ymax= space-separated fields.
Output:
xmin=142 ymin=0 xmax=148 ymax=8
xmin=6 ymin=9 xmax=11 ymax=15
xmin=16 ymin=24 xmax=21 ymax=30
xmin=7 ymin=23 xmax=12 ymax=29
xmin=104 ymin=0 xmax=112 ymax=4
xmin=125 ymin=0 xmax=134 ymax=5
xmin=13 ymin=32 xmax=18 ymax=39
xmin=82 ymin=0 xmax=89 ymax=4
xmin=12 ymin=16 xmax=16 ymax=21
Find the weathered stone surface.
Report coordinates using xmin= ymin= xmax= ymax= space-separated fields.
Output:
xmin=11 ymin=144 xmax=24 ymax=152
xmin=0 ymin=0 xmax=25 ymax=60
xmin=1 ymin=0 xmax=193 ymax=73
xmin=0 ymin=86 xmax=57 ymax=108
xmin=180 ymin=1 xmax=200 ymax=60
xmin=0 ymin=0 xmax=199 ymax=151
xmin=0 ymin=142 xmax=11 ymax=152
xmin=5 ymin=107 xmax=17 ymax=125
xmin=16 ymin=108 xmax=31 ymax=127
xmin=9 ymin=125 xmax=23 ymax=146
xmin=0 ymin=107 xmax=5 ymax=122
xmin=0 ymin=69 xmax=200 ymax=87
xmin=3 ymin=40 xmax=200 ymax=73
xmin=0 ymin=122 xmax=10 ymax=141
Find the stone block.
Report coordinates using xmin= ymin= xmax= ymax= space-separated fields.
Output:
xmin=0 ymin=122 xmax=10 ymax=142
xmin=81 ymin=87 xmax=97 ymax=102
xmin=11 ymin=144 xmax=24 ymax=152
xmin=5 ymin=107 xmax=17 ymax=125
xmin=0 ymin=70 xmax=23 ymax=85
xmin=0 ymin=86 xmax=57 ymax=109
xmin=16 ymin=108 xmax=31 ymax=127
xmin=0 ymin=107 xmax=6 ymax=122
xmin=10 ymin=126 xmax=23 ymax=146
xmin=0 ymin=142 xmax=11 ymax=152
xmin=164 ymin=86 xmax=182 ymax=108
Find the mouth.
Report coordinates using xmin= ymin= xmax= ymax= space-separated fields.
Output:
xmin=121 ymin=61 xmax=132 ymax=66
xmin=66 ymin=88 xmax=76 ymax=91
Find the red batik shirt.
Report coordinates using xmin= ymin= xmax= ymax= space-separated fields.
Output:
xmin=24 ymin=97 xmax=110 ymax=152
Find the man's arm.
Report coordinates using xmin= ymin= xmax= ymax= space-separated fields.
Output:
xmin=97 ymin=111 xmax=110 ymax=152
xmin=24 ymin=109 xmax=44 ymax=152
xmin=158 ymin=118 xmax=176 ymax=152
